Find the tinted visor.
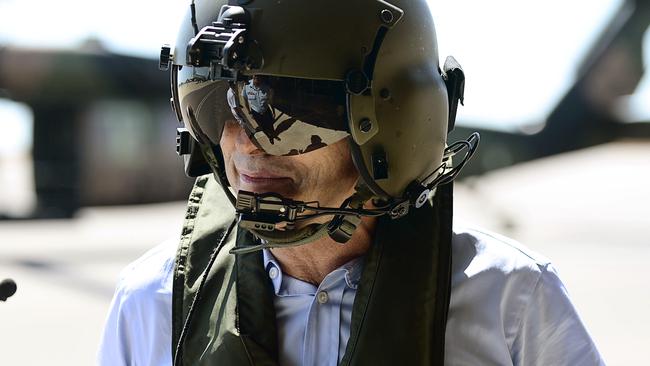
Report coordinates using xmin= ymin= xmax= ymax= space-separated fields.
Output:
xmin=176 ymin=66 xmax=350 ymax=156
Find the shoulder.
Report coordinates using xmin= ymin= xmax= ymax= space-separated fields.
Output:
xmin=97 ymin=237 xmax=177 ymax=365
xmin=451 ymin=225 xmax=551 ymax=287
xmin=446 ymin=226 xmax=604 ymax=365
xmin=448 ymin=225 xmax=552 ymax=343
xmin=449 ymin=225 xmax=554 ymax=317
xmin=108 ymin=236 xmax=177 ymax=323
xmin=115 ymin=236 xmax=177 ymax=300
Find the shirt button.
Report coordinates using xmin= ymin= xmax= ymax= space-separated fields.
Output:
xmin=268 ymin=267 xmax=279 ymax=279
xmin=317 ymin=291 xmax=329 ymax=304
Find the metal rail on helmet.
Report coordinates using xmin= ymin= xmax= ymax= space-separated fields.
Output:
xmin=188 ymin=26 xmax=246 ymax=66
xmin=185 ymin=5 xmax=263 ymax=80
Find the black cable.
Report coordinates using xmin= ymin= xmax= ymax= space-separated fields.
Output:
xmin=173 ymin=219 xmax=237 ymax=366
xmin=190 ymin=1 xmax=199 ymax=35
xmin=444 ymin=140 xmax=471 ymax=158
xmin=302 ymin=205 xmax=387 ymax=216
xmin=431 ymin=132 xmax=480 ymax=186
xmin=292 ymin=209 xmax=384 ymax=222
xmin=420 ymin=133 xmax=480 ymax=189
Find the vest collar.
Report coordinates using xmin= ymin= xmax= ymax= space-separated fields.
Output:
xmin=173 ymin=175 xmax=453 ymax=365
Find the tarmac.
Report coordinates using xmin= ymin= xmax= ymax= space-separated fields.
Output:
xmin=1 ymin=141 xmax=648 ymax=365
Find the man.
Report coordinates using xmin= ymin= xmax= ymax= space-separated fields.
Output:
xmin=99 ymin=0 xmax=605 ymax=365
xmin=241 ymin=75 xmax=280 ymax=145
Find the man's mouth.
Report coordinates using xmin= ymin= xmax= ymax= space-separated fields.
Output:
xmin=237 ymin=170 xmax=294 ymax=193
xmin=240 ymin=173 xmax=290 ymax=183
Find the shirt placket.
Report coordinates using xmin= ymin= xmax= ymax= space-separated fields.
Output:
xmin=302 ymin=272 xmax=346 ymax=366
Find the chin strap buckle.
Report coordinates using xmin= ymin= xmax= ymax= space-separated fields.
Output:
xmin=388 ymin=200 xmax=410 ymax=219
xmin=235 ymin=190 xmax=305 ymax=231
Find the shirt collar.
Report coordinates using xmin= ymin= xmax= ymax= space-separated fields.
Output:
xmin=341 ymin=256 xmax=364 ymax=290
xmin=262 ymin=248 xmax=284 ymax=295
xmin=262 ymin=249 xmax=364 ymax=295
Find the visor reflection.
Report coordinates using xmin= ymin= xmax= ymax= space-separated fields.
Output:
xmin=233 ymin=75 xmax=350 ymax=155
xmin=177 ymin=68 xmax=350 ymax=156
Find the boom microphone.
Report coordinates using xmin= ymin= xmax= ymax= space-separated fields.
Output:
xmin=0 ymin=278 xmax=17 ymax=301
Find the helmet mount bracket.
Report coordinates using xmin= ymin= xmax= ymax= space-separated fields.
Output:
xmin=185 ymin=5 xmax=263 ymax=81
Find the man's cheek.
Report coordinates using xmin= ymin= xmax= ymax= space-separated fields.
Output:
xmin=223 ymin=157 xmax=238 ymax=191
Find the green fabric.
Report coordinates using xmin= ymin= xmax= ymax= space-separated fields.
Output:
xmin=172 ymin=175 xmax=452 ymax=365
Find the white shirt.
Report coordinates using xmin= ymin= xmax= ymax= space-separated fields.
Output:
xmin=242 ymin=80 xmax=272 ymax=113
xmin=97 ymin=227 xmax=605 ymax=366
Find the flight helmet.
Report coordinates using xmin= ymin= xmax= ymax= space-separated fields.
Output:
xmin=160 ymin=0 xmax=478 ymax=250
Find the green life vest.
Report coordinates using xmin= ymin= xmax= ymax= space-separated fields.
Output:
xmin=172 ymin=175 xmax=453 ymax=365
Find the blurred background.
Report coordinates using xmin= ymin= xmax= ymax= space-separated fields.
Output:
xmin=0 ymin=0 xmax=648 ymax=364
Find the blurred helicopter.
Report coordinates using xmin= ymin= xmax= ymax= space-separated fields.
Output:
xmin=449 ymin=0 xmax=650 ymax=174
xmin=0 ymin=40 xmax=193 ymax=218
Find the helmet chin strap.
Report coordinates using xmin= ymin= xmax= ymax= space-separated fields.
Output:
xmin=229 ymin=222 xmax=331 ymax=254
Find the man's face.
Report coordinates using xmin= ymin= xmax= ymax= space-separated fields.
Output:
xmin=220 ymin=121 xmax=359 ymax=210
xmin=252 ymin=75 xmax=261 ymax=87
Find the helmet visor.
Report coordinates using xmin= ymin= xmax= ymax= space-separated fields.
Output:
xmin=176 ymin=67 xmax=350 ymax=156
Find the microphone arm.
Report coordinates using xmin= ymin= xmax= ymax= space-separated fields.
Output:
xmin=234 ymin=190 xmax=389 ymax=232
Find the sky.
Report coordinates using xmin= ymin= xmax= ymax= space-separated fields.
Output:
xmin=0 ymin=0 xmax=646 ymax=154
xmin=0 ymin=0 xmax=186 ymax=58
xmin=432 ymin=0 xmax=633 ymax=128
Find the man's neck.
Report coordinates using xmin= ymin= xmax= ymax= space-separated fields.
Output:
xmin=269 ymin=216 xmax=376 ymax=285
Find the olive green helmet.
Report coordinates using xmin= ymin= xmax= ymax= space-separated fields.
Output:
xmin=161 ymin=0 xmax=476 ymax=248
